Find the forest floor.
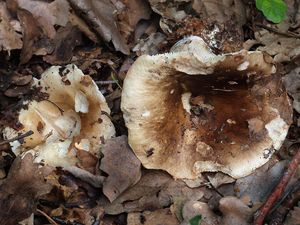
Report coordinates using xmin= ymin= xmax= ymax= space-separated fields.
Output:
xmin=0 ymin=0 xmax=300 ymax=225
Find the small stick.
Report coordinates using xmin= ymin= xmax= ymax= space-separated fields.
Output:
xmin=253 ymin=149 xmax=300 ymax=225
xmin=95 ymin=80 xmax=118 ymax=84
xmin=255 ymin=23 xmax=300 ymax=39
xmin=36 ymin=209 xmax=59 ymax=225
xmin=0 ymin=130 xmax=33 ymax=146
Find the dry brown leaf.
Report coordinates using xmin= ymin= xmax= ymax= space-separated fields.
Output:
xmin=192 ymin=0 xmax=246 ymax=26
xmin=113 ymin=0 xmax=151 ymax=43
xmin=68 ymin=10 xmax=98 ymax=43
xmin=283 ymin=67 xmax=300 ymax=113
xmin=19 ymin=214 xmax=34 ymax=225
xmin=104 ymin=171 xmax=205 ymax=215
xmin=64 ymin=166 xmax=105 ymax=188
xmin=49 ymin=204 xmax=104 ymax=225
xmin=181 ymin=200 xmax=220 ymax=225
xmin=0 ymin=2 xmax=22 ymax=51
xmin=132 ymin=32 xmax=166 ymax=55
xmin=43 ymin=24 xmax=82 ymax=64
xmin=17 ymin=8 xmax=52 ymax=64
xmin=100 ymin=135 xmax=142 ymax=202
xmin=148 ymin=0 xmax=188 ymax=21
xmin=0 ymin=154 xmax=52 ymax=225
xmin=248 ymin=0 xmax=300 ymax=62
xmin=68 ymin=0 xmax=130 ymax=54
xmin=127 ymin=208 xmax=179 ymax=225
xmin=207 ymin=173 xmax=235 ymax=189
xmin=219 ymin=196 xmax=253 ymax=225
xmin=76 ymin=149 xmax=98 ymax=174
xmin=16 ymin=0 xmax=70 ymax=38
xmin=234 ymin=159 xmax=287 ymax=210
xmin=284 ymin=206 xmax=300 ymax=225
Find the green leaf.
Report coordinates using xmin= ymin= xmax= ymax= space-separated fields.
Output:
xmin=255 ymin=0 xmax=287 ymax=23
xmin=189 ymin=215 xmax=202 ymax=225
xmin=256 ymin=0 xmax=264 ymax=10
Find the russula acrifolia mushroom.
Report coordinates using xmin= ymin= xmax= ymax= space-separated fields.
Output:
xmin=4 ymin=64 xmax=115 ymax=167
xmin=121 ymin=36 xmax=292 ymax=179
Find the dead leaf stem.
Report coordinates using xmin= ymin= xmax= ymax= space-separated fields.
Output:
xmin=0 ymin=130 xmax=33 ymax=146
xmin=36 ymin=209 xmax=59 ymax=225
xmin=255 ymin=24 xmax=300 ymax=39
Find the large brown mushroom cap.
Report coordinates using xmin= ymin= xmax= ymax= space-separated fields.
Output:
xmin=121 ymin=36 xmax=292 ymax=179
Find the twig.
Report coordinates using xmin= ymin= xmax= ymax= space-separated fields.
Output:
xmin=36 ymin=209 xmax=59 ymax=225
xmin=0 ymin=130 xmax=33 ymax=146
xmin=269 ymin=181 xmax=300 ymax=224
xmin=95 ymin=80 xmax=118 ymax=84
xmin=253 ymin=149 xmax=300 ymax=225
xmin=255 ymin=23 xmax=300 ymax=39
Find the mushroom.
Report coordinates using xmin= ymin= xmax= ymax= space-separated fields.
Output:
xmin=3 ymin=64 xmax=115 ymax=167
xmin=121 ymin=36 xmax=292 ymax=179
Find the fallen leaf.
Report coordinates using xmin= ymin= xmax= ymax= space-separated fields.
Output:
xmin=0 ymin=154 xmax=52 ymax=225
xmin=219 ymin=196 xmax=253 ymax=225
xmin=64 ymin=166 xmax=104 ymax=188
xmin=181 ymin=200 xmax=220 ymax=225
xmin=19 ymin=214 xmax=34 ymax=225
xmin=68 ymin=0 xmax=130 ymax=54
xmin=248 ymin=0 xmax=300 ymax=62
xmin=192 ymin=0 xmax=246 ymax=26
xmin=283 ymin=67 xmax=300 ymax=113
xmin=0 ymin=2 xmax=22 ymax=51
xmin=104 ymin=170 xmax=205 ymax=215
xmin=100 ymin=135 xmax=142 ymax=202
xmin=148 ymin=0 xmax=188 ymax=21
xmin=127 ymin=208 xmax=179 ymax=225
xmin=49 ymin=204 xmax=104 ymax=225
xmin=16 ymin=0 xmax=70 ymax=38
xmin=207 ymin=172 xmax=235 ymax=189
xmin=68 ymin=10 xmax=98 ymax=43
xmin=284 ymin=206 xmax=300 ymax=225
xmin=43 ymin=24 xmax=82 ymax=64
xmin=234 ymin=159 xmax=287 ymax=208
xmin=17 ymin=8 xmax=51 ymax=64
xmin=76 ymin=149 xmax=98 ymax=174
xmin=113 ymin=0 xmax=151 ymax=43
xmin=132 ymin=32 xmax=167 ymax=55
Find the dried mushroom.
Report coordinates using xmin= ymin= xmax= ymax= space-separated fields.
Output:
xmin=4 ymin=64 xmax=115 ymax=167
xmin=121 ymin=36 xmax=292 ymax=179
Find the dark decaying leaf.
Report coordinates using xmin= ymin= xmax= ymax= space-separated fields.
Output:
xmin=192 ymin=0 xmax=247 ymax=26
xmin=76 ymin=149 xmax=99 ymax=174
xmin=113 ymin=0 xmax=151 ymax=44
xmin=127 ymin=208 xmax=179 ymax=225
xmin=219 ymin=197 xmax=253 ymax=225
xmin=43 ymin=24 xmax=82 ymax=64
xmin=0 ymin=2 xmax=22 ymax=51
xmin=64 ymin=166 xmax=105 ymax=188
xmin=235 ymin=159 xmax=287 ymax=208
xmin=16 ymin=0 xmax=70 ymax=38
xmin=182 ymin=200 xmax=220 ymax=225
xmin=100 ymin=135 xmax=142 ymax=202
xmin=104 ymin=171 xmax=205 ymax=215
xmin=284 ymin=206 xmax=300 ymax=225
xmin=0 ymin=154 xmax=52 ymax=225
xmin=17 ymin=8 xmax=52 ymax=64
xmin=68 ymin=0 xmax=130 ymax=54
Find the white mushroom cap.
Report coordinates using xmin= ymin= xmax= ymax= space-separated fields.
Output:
xmin=4 ymin=64 xmax=115 ymax=167
xmin=121 ymin=36 xmax=292 ymax=179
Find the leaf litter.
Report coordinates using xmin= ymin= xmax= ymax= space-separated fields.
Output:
xmin=0 ymin=0 xmax=300 ymax=224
